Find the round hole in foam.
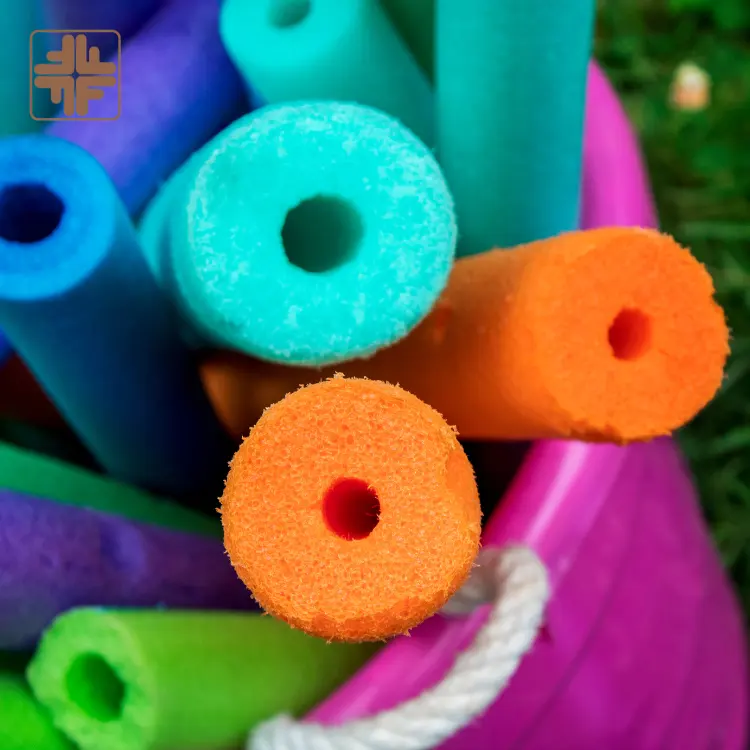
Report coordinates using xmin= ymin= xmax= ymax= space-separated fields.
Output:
xmin=281 ymin=195 xmax=364 ymax=273
xmin=65 ymin=653 xmax=126 ymax=722
xmin=608 ymin=308 xmax=652 ymax=361
xmin=323 ymin=478 xmax=381 ymax=540
xmin=268 ymin=0 xmax=312 ymax=28
xmin=0 ymin=183 xmax=65 ymax=244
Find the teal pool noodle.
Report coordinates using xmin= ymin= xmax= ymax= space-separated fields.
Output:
xmin=436 ymin=0 xmax=596 ymax=256
xmin=0 ymin=1 xmax=50 ymax=135
xmin=220 ymin=0 xmax=434 ymax=146
xmin=0 ymin=135 xmax=231 ymax=499
xmin=141 ymin=101 xmax=456 ymax=366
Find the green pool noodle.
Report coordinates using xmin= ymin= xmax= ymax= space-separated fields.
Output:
xmin=379 ymin=0 xmax=435 ymax=78
xmin=0 ymin=674 xmax=73 ymax=750
xmin=0 ymin=442 xmax=219 ymax=537
xmin=220 ymin=0 xmax=434 ymax=146
xmin=28 ymin=608 xmax=377 ymax=750
xmin=436 ymin=0 xmax=596 ymax=255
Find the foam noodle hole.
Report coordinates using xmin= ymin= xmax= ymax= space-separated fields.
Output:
xmin=608 ymin=308 xmax=651 ymax=361
xmin=65 ymin=653 xmax=126 ymax=722
xmin=282 ymin=195 xmax=363 ymax=273
xmin=268 ymin=0 xmax=312 ymax=29
xmin=323 ymin=478 xmax=381 ymax=540
xmin=0 ymin=184 xmax=64 ymax=244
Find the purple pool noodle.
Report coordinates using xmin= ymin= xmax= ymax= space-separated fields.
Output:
xmin=0 ymin=490 xmax=253 ymax=650
xmin=40 ymin=0 xmax=162 ymax=56
xmin=46 ymin=0 xmax=248 ymax=215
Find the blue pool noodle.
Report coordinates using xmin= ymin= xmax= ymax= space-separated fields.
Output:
xmin=140 ymin=101 xmax=457 ymax=366
xmin=0 ymin=135 xmax=231 ymax=498
xmin=436 ymin=0 xmax=596 ymax=255
xmin=47 ymin=0 xmax=248 ymax=216
xmin=220 ymin=0 xmax=433 ymax=147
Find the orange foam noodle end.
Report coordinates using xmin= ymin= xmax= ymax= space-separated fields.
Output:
xmin=221 ymin=377 xmax=481 ymax=643
xmin=202 ymin=227 xmax=729 ymax=443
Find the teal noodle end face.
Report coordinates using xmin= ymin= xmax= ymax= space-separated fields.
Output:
xmin=167 ymin=101 xmax=456 ymax=367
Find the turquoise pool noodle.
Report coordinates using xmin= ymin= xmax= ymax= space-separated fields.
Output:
xmin=436 ymin=0 xmax=596 ymax=256
xmin=220 ymin=0 xmax=434 ymax=146
xmin=144 ymin=101 xmax=456 ymax=366
xmin=0 ymin=3 xmax=51 ymax=136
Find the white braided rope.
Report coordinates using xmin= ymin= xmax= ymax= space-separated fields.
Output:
xmin=249 ymin=545 xmax=550 ymax=750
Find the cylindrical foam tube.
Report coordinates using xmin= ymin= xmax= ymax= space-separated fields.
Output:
xmin=0 ymin=490 xmax=252 ymax=649
xmin=222 ymin=377 xmax=482 ymax=642
xmin=436 ymin=0 xmax=596 ymax=255
xmin=147 ymin=101 xmax=456 ymax=366
xmin=220 ymin=0 xmax=433 ymax=146
xmin=28 ymin=608 xmax=376 ymax=750
xmin=0 ymin=1 xmax=48 ymax=135
xmin=0 ymin=674 xmax=73 ymax=750
xmin=200 ymin=228 xmax=729 ymax=443
xmin=379 ymin=0 xmax=435 ymax=79
xmin=0 ymin=419 xmax=93 ymax=467
xmin=0 ymin=441 xmax=220 ymax=537
xmin=47 ymin=0 xmax=247 ymax=215
xmin=0 ymin=136 xmax=231 ymax=498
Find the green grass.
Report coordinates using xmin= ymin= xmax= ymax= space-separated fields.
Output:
xmin=596 ymin=1 xmax=750 ymax=619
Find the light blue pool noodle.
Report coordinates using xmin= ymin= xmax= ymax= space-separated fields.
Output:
xmin=220 ymin=0 xmax=434 ymax=146
xmin=436 ymin=0 xmax=596 ymax=256
xmin=0 ymin=135 xmax=231 ymax=498
xmin=144 ymin=101 xmax=456 ymax=366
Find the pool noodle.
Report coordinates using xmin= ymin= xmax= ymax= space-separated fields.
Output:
xmin=220 ymin=0 xmax=433 ymax=146
xmin=379 ymin=0 xmax=435 ymax=78
xmin=147 ymin=101 xmax=456 ymax=366
xmin=0 ymin=1 xmax=50 ymax=136
xmin=222 ymin=377 xmax=481 ymax=642
xmin=0 ymin=135 xmax=231 ymax=498
xmin=199 ymin=228 xmax=729 ymax=443
xmin=28 ymin=608 xmax=376 ymax=750
xmin=0 ymin=674 xmax=73 ymax=750
xmin=47 ymin=0 xmax=248 ymax=216
xmin=0 ymin=489 xmax=251 ymax=649
xmin=436 ymin=0 xmax=596 ymax=255
xmin=0 ymin=419 xmax=93 ymax=467
xmin=0 ymin=441 xmax=219 ymax=536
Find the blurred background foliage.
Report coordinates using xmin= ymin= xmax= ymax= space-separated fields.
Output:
xmin=596 ymin=0 xmax=750 ymax=618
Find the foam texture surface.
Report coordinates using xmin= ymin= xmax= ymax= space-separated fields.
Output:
xmin=0 ymin=135 xmax=231 ymax=498
xmin=28 ymin=608 xmax=375 ymax=750
xmin=221 ymin=377 xmax=482 ymax=642
xmin=0 ymin=490 xmax=251 ymax=649
xmin=166 ymin=102 xmax=456 ymax=366
xmin=200 ymin=229 xmax=729 ymax=443
xmin=436 ymin=0 xmax=596 ymax=254
xmin=220 ymin=0 xmax=433 ymax=145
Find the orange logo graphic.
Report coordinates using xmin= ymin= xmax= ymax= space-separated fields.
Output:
xmin=30 ymin=30 xmax=121 ymax=121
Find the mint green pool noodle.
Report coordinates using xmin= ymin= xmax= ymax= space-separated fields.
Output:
xmin=220 ymin=0 xmax=434 ymax=146
xmin=0 ymin=442 xmax=219 ymax=537
xmin=28 ymin=608 xmax=377 ymax=750
xmin=379 ymin=0 xmax=435 ymax=79
xmin=436 ymin=0 xmax=596 ymax=256
xmin=0 ymin=2 xmax=51 ymax=135
xmin=0 ymin=674 xmax=73 ymax=750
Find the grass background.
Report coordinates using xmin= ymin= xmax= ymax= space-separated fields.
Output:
xmin=596 ymin=0 xmax=750 ymax=620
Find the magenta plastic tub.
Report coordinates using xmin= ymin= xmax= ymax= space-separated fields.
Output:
xmin=307 ymin=63 xmax=749 ymax=750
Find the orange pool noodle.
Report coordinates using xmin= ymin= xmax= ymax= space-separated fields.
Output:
xmin=201 ymin=227 xmax=729 ymax=443
xmin=220 ymin=377 xmax=481 ymax=642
